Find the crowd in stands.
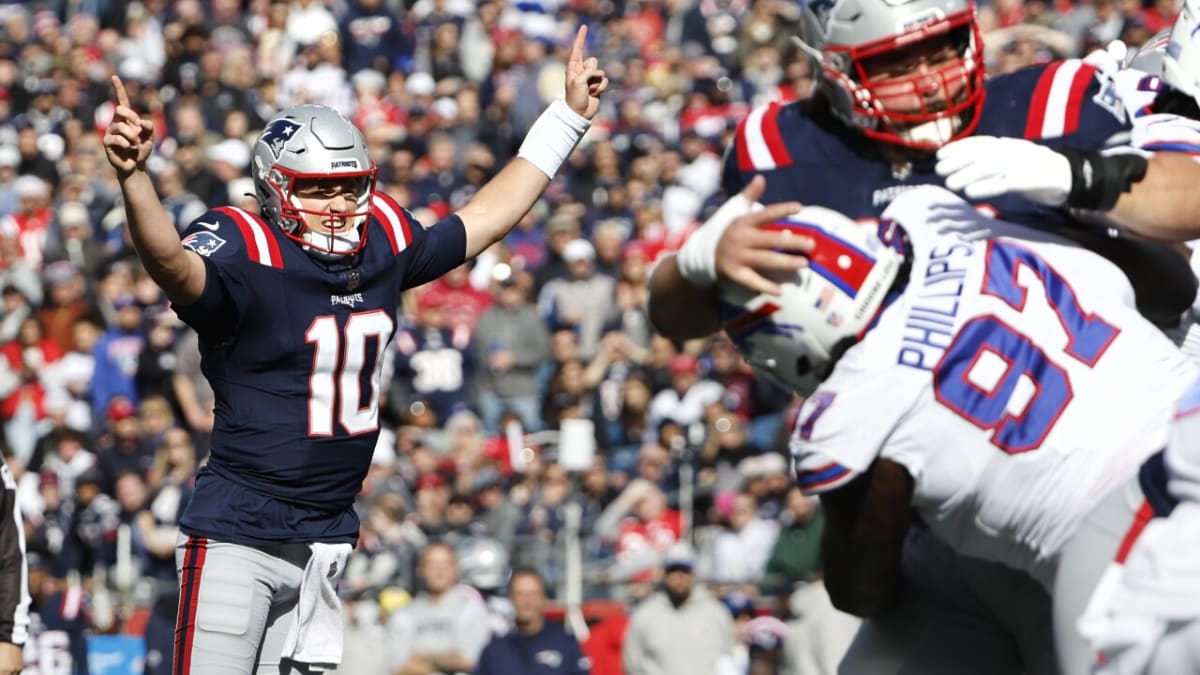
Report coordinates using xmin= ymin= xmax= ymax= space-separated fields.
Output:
xmin=0 ymin=0 xmax=1174 ymax=671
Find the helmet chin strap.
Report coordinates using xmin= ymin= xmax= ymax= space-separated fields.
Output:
xmin=301 ymin=226 xmax=360 ymax=260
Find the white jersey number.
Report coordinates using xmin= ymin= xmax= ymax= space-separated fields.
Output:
xmin=305 ymin=310 xmax=395 ymax=436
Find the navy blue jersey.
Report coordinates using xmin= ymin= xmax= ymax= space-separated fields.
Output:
xmin=173 ymin=192 xmax=466 ymax=545
xmin=474 ymin=622 xmax=590 ymax=675
xmin=391 ymin=323 xmax=475 ymax=423
xmin=722 ymin=60 xmax=1128 ymax=226
xmin=26 ymin=587 xmax=89 ymax=675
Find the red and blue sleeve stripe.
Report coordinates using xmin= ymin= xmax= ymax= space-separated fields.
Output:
xmin=797 ymin=461 xmax=854 ymax=492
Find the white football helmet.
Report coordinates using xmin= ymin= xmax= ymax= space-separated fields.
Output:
xmin=251 ymin=104 xmax=378 ymax=260
xmin=717 ymin=207 xmax=905 ymax=395
xmin=457 ymin=537 xmax=511 ymax=591
xmin=1163 ymin=0 xmax=1200 ymax=107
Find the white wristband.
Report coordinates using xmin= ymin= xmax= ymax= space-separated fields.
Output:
xmin=517 ymin=99 xmax=591 ymax=180
xmin=675 ymin=192 xmax=763 ymax=287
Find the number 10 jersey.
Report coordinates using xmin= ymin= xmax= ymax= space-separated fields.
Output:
xmin=172 ymin=193 xmax=465 ymax=545
xmin=790 ymin=186 xmax=1198 ymax=587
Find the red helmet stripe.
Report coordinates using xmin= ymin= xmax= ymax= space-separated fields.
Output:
xmin=764 ymin=221 xmax=874 ymax=296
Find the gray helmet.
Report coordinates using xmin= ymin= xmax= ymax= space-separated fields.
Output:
xmin=457 ymin=537 xmax=511 ymax=591
xmin=797 ymin=0 xmax=985 ymax=149
xmin=251 ymin=104 xmax=377 ymax=259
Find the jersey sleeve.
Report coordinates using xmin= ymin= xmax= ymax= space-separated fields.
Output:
xmin=171 ymin=208 xmax=261 ymax=341
xmin=369 ymin=191 xmax=467 ymax=288
xmin=1167 ymin=376 xmax=1200 ymax=503
xmin=789 ymin=365 xmax=912 ymax=495
xmin=720 ymin=101 xmax=800 ymax=198
xmin=987 ymin=60 xmax=1129 ymax=150
xmin=1131 ymin=113 xmax=1200 ymax=158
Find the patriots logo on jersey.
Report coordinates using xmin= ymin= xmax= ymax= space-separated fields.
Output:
xmin=182 ymin=231 xmax=227 ymax=257
xmin=260 ymin=119 xmax=303 ymax=159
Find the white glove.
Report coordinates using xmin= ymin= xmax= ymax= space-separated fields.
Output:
xmin=935 ymin=136 xmax=1074 ymax=206
xmin=1083 ymin=39 xmax=1128 ymax=75
xmin=675 ymin=190 xmax=764 ymax=287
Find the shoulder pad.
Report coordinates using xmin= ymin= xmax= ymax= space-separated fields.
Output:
xmin=182 ymin=207 xmax=284 ymax=268
xmin=370 ymin=191 xmax=416 ymax=255
xmin=989 ymin=60 xmax=1124 ymax=139
xmin=731 ymin=101 xmax=799 ymax=172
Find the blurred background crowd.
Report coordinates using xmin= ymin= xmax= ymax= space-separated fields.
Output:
xmin=0 ymin=0 xmax=1177 ymax=672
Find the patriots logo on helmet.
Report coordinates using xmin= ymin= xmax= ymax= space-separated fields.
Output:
xmin=260 ymin=119 xmax=303 ymax=159
xmin=182 ymin=231 xmax=227 ymax=257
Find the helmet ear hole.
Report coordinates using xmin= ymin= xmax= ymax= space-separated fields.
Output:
xmin=795 ymin=355 xmax=812 ymax=378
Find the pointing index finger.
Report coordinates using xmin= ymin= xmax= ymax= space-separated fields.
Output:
xmin=111 ymin=75 xmax=131 ymax=110
xmin=569 ymin=25 xmax=587 ymax=64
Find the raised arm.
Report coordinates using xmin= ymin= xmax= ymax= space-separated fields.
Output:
xmin=102 ymin=75 xmax=207 ymax=305
xmin=819 ymin=458 xmax=914 ymax=618
xmin=457 ymin=25 xmax=607 ymax=259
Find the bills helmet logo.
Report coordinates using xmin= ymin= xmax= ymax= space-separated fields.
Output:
xmin=182 ymin=231 xmax=227 ymax=257
xmin=260 ymin=119 xmax=303 ymax=159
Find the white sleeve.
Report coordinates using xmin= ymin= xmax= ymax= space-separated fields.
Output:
xmin=1132 ymin=113 xmax=1200 ymax=159
xmin=789 ymin=365 xmax=912 ymax=495
xmin=1167 ymin=377 xmax=1200 ymax=503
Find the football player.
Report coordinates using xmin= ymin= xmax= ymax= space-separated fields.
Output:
xmin=102 ymin=27 xmax=606 ymax=674
xmin=713 ymin=182 xmax=1197 ymax=675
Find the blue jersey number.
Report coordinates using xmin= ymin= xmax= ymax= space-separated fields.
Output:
xmin=933 ymin=241 xmax=1119 ymax=454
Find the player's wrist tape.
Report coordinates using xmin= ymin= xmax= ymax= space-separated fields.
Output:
xmin=675 ymin=193 xmax=763 ymax=287
xmin=1058 ymin=149 xmax=1149 ymax=212
xmin=517 ymin=99 xmax=591 ymax=180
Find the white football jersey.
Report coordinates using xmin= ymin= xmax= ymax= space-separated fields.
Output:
xmin=790 ymin=186 xmax=1199 ymax=587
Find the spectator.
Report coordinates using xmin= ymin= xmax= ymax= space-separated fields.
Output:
xmin=36 ymin=263 xmax=91 ymax=356
xmin=0 ymin=286 xmax=31 ymax=345
xmin=474 ymin=568 xmax=589 ymax=675
xmin=779 ymin=582 xmax=860 ymax=675
xmin=89 ymin=293 xmax=145 ymax=417
xmin=474 ymin=267 xmax=550 ymax=434
xmin=391 ymin=293 xmax=476 ymax=426
xmin=135 ymin=307 xmax=180 ymax=404
xmin=595 ymin=479 xmax=681 ymax=581
xmin=622 ymin=542 xmax=735 ymax=675
xmin=94 ymin=397 xmax=153 ymax=494
xmin=151 ymin=161 xmax=206 ymax=234
xmin=387 ymin=542 xmax=491 ymax=675
xmin=340 ymin=0 xmax=415 ymax=75
xmin=171 ymin=327 xmax=214 ymax=452
xmin=645 ymin=353 xmax=724 ymax=438
xmin=765 ymin=488 xmax=824 ymax=584
xmin=537 ymin=238 xmax=616 ymax=360
xmin=43 ymin=201 xmax=105 ymax=281
xmin=414 ymin=262 xmax=494 ymax=337
xmin=471 ymin=468 xmax=522 ymax=549
xmin=697 ymin=492 xmax=779 ymax=584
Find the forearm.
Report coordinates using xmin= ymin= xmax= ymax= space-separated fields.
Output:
xmin=1108 ymin=153 xmax=1200 ymax=241
xmin=120 ymin=171 xmax=205 ymax=303
xmin=820 ymin=460 xmax=913 ymax=618
xmin=647 ymin=253 xmax=722 ymax=340
xmin=457 ymin=159 xmax=550 ymax=259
